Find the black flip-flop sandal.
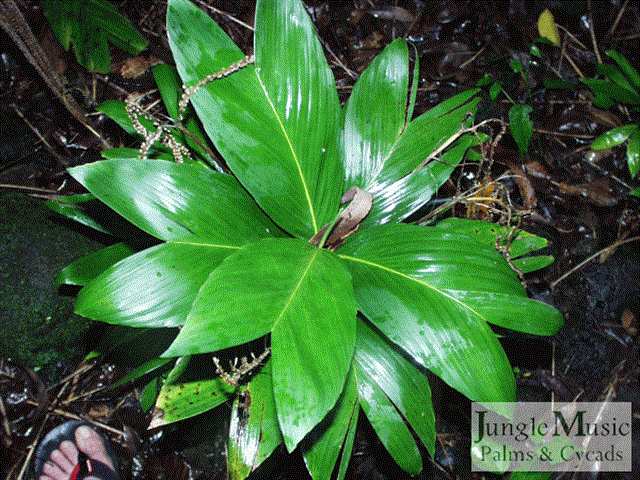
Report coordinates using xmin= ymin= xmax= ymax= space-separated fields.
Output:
xmin=33 ymin=420 xmax=120 ymax=480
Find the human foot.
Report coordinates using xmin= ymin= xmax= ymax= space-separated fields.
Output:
xmin=35 ymin=421 xmax=120 ymax=480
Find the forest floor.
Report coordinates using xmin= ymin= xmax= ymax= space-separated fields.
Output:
xmin=1 ymin=1 xmax=638 ymax=479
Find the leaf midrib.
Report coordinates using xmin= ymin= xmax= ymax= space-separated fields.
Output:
xmin=172 ymin=239 xmax=242 ymax=250
xmin=338 ymin=253 xmax=487 ymax=323
xmin=271 ymin=247 xmax=321 ymax=331
xmin=254 ymin=69 xmax=318 ymax=234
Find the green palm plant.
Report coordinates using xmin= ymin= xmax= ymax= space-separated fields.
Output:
xmin=54 ymin=0 xmax=563 ymax=478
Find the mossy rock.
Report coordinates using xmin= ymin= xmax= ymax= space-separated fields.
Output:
xmin=0 ymin=192 xmax=105 ymax=367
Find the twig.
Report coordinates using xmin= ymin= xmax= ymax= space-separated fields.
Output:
xmin=555 ymin=23 xmax=588 ymax=50
xmin=459 ymin=45 xmax=486 ymax=70
xmin=194 ymin=0 xmax=255 ymax=31
xmin=0 ymin=183 xmax=62 ymax=194
xmin=10 ymin=104 xmax=67 ymax=166
xmin=534 ymin=128 xmax=595 ymax=139
xmin=608 ymin=0 xmax=630 ymax=38
xmin=318 ymin=35 xmax=359 ymax=80
xmin=586 ymin=0 xmax=603 ymax=64
xmin=550 ymin=235 xmax=640 ymax=289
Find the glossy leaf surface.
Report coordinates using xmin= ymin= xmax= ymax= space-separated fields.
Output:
xmin=343 ymin=39 xmax=408 ymax=189
xmin=302 ymin=367 xmax=359 ymax=480
xmin=369 ymin=136 xmax=475 ymax=225
xmin=355 ymin=360 xmax=422 ymax=474
xmin=591 ymin=124 xmax=638 ymax=150
xmin=68 ymin=158 xmax=281 ymax=244
xmin=167 ymin=0 xmax=342 ymax=238
xmin=75 ymin=241 xmax=238 ymax=327
xmin=228 ymin=361 xmax=282 ymax=479
xmin=355 ymin=320 xmax=435 ymax=457
xmin=338 ymin=224 xmax=517 ymax=403
xmin=349 ymin=85 xmax=480 ymax=225
xmin=165 ymin=238 xmax=357 ymax=451
xmin=57 ymin=243 xmax=135 ymax=286
xmin=151 ymin=356 xmax=235 ymax=427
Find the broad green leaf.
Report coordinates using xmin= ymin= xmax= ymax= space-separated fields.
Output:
xmin=627 ymin=128 xmax=640 ymax=177
xmin=76 ymin=241 xmax=238 ymax=327
xmin=591 ymin=124 xmax=638 ymax=150
xmin=151 ymin=356 xmax=235 ymax=426
xmin=379 ymin=94 xmax=478 ymax=191
xmin=344 ymin=39 xmax=409 ymax=189
xmin=302 ymin=366 xmax=359 ymax=480
xmin=346 ymin=86 xmax=480 ymax=226
xmin=476 ymin=74 xmax=494 ymax=87
xmin=167 ymin=0 xmax=342 ymax=238
xmin=41 ymin=0 xmax=74 ymax=49
xmin=530 ymin=43 xmax=542 ymax=58
xmin=165 ymin=238 xmax=357 ymax=451
xmin=606 ymin=50 xmax=640 ymax=90
xmin=338 ymin=224 xmax=518 ymax=403
xmin=374 ymin=88 xmax=480 ymax=185
xmin=88 ymin=0 xmax=148 ymax=54
xmin=355 ymin=319 xmax=435 ymax=456
xmin=57 ymin=243 xmax=135 ymax=286
xmin=509 ymin=104 xmax=533 ymax=155
xmin=228 ymin=361 xmax=282 ymax=479
xmin=68 ymin=158 xmax=282 ymax=243
xmin=510 ymin=60 xmax=523 ymax=74
xmin=140 ymin=376 xmax=160 ymax=412
xmin=355 ymin=361 xmax=422 ymax=475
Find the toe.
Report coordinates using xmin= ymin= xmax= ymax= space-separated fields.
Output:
xmin=75 ymin=426 xmax=115 ymax=470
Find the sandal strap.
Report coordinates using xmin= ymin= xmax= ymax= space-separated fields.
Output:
xmin=70 ymin=451 xmax=120 ymax=480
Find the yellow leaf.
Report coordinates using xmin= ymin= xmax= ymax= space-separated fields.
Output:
xmin=538 ymin=9 xmax=560 ymax=46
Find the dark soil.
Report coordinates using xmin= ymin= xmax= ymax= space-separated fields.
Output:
xmin=1 ymin=1 xmax=638 ymax=479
